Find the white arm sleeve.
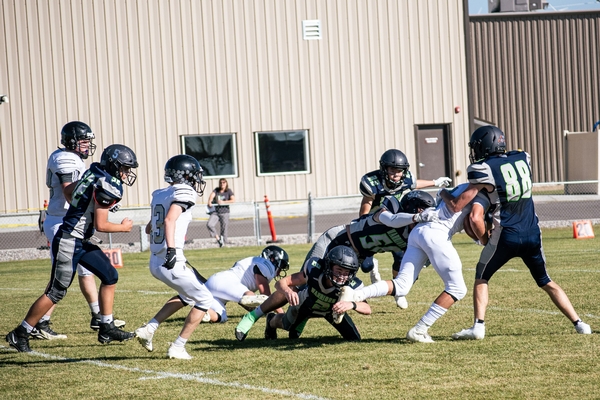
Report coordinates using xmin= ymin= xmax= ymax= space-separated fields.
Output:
xmin=377 ymin=211 xmax=415 ymax=228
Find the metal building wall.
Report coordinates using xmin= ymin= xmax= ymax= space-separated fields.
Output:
xmin=0 ymin=0 xmax=470 ymax=214
xmin=470 ymin=11 xmax=600 ymax=182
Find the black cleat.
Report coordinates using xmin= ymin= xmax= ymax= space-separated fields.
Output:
xmin=98 ymin=321 xmax=135 ymax=344
xmin=264 ymin=313 xmax=277 ymax=340
xmin=234 ymin=328 xmax=247 ymax=342
xmin=32 ymin=320 xmax=67 ymax=340
xmin=91 ymin=313 xmax=126 ymax=331
xmin=6 ymin=325 xmax=32 ymax=352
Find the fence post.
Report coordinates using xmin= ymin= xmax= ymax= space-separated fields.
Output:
xmin=253 ymin=201 xmax=262 ymax=246
xmin=308 ymin=192 xmax=315 ymax=243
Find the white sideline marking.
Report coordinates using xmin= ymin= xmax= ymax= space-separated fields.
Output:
xmin=0 ymin=346 xmax=327 ymax=400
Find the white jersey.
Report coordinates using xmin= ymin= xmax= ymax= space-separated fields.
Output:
xmin=45 ymin=148 xmax=85 ymax=217
xmin=432 ymin=183 xmax=491 ymax=236
xmin=229 ymin=256 xmax=278 ymax=291
xmin=149 ymin=184 xmax=197 ymax=256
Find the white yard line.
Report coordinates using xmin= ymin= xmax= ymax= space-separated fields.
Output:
xmin=0 ymin=346 xmax=328 ymax=400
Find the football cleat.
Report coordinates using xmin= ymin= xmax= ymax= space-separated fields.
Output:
xmin=90 ymin=312 xmax=126 ymax=331
xmin=240 ymin=294 xmax=269 ymax=308
xmin=406 ymin=326 xmax=434 ymax=343
xmin=235 ymin=312 xmax=258 ymax=341
xmin=394 ymin=295 xmax=408 ymax=309
xmin=333 ymin=286 xmax=355 ymax=324
xmin=452 ymin=325 xmax=485 ymax=340
xmin=98 ymin=322 xmax=135 ymax=344
xmin=167 ymin=343 xmax=192 ymax=360
xmin=575 ymin=321 xmax=592 ymax=334
xmin=6 ymin=325 xmax=32 ymax=352
xmin=32 ymin=320 xmax=67 ymax=340
xmin=264 ymin=313 xmax=278 ymax=340
xmin=134 ymin=324 xmax=154 ymax=352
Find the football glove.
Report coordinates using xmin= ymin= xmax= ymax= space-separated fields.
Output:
xmin=163 ymin=247 xmax=177 ymax=270
xmin=433 ymin=177 xmax=452 ymax=188
xmin=413 ymin=207 xmax=439 ymax=223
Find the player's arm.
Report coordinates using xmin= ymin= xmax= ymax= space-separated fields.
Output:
xmin=439 ymin=183 xmax=490 ymax=213
xmin=333 ymin=299 xmax=371 ymax=315
xmin=253 ymin=266 xmax=272 ymax=296
xmin=145 ymin=220 xmax=152 ymax=235
xmin=163 ymin=203 xmax=184 ymax=248
xmin=359 ymin=195 xmax=373 ymax=216
xmin=63 ymin=181 xmax=77 ymax=204
xmin=466 ymin=203 xmax=489 ymax=245
xmin=94 ymin=203 xmax=134 ymax=233
xmin=275 ymin=271 xmax=307 ymax=306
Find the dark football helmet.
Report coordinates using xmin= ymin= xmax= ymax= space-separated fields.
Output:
xmin=164 ymin=155 xmax=206 ymax=195
xmin=60 ymin=121 xmax=96 ymax=159
xmin=261 ymin=245 xmax=290 ymax=278
xmin=400 ymin=190 xmax=436 ymax=214
xmin=469 ymin=125 xmax=506 ymax=163
xmin=100 ymin=144 xmax=139 ymax=186
xmin=379 ymin=149 xmax=410 ymax=190
xmin=324 ymin=245 xmax=359 ymax=287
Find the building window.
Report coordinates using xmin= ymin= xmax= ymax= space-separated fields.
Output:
xmin=181 ymin=133 xmax=237 ymax=178
xmin=255 ymin=130 xmax=310 ymax=176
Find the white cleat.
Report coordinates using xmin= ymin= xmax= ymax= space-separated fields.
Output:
xmin=575 ymin=321 xmax=592 ymax=334
xmin=395 ymin=295 xmax=408 ymax=309
xmin=369 ymin=269 xmax=382 ymax=284
xmin=406 ymin=326 xmax=434 ymax=343
xmin=135 ymin=324 xmax=154 ymax=352
xmin=167 ymin=343 xmax=192 ymax=360
xmin=452 ymin=325 xmax=485 ymax=340
xmin=240 ymin=294 xmax=269 ymax=308
xmin=333 ymin=286 xmax=356 ymax=324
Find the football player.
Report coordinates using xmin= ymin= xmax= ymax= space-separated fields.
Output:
xmin=437 ymin=125 xmax=592 ymax=339
xmin=263 ymin=245 xmax=371 ymax=341
xmin=202 ymin=246 xmax=290 ymax=323
xmin=34 ymin=121 xmax=125 ymax=341
xmin=6 ymin=144 xmax=139 ymax=352
xmin=352 ymin=183 xmax=491 ymax=342
xmin=234 ymin=191 xmax=437 ymax=341
xmin=358 ymin=149 xmax=452 ymax=308
xmin=134 ymin=155 xmax=213 ymax=360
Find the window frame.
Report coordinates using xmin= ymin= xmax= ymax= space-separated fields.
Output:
xmin=180 ymin=133 xmax=238 ymax=179
xmin=254 ymin=129 xmax=311 ymax=176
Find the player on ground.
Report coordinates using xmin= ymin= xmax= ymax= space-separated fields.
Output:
xmin=234 ymin=191 xmax=437 ymax=341
xmin=263 ymin=245 xmax=371 ymax=341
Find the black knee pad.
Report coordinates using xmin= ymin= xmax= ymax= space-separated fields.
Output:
xmin=46 ymin=286 xmax=66 ymax=303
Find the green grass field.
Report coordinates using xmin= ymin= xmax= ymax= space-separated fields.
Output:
xmin=1 ymin=227 xmax=599 ymax=399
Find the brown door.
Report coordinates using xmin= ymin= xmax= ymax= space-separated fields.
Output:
xmin=414 ymin=124 xmax=452 ymax=180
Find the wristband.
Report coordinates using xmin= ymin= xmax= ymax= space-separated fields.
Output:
xmin=351 ymin=301 xmax=357 ymax=310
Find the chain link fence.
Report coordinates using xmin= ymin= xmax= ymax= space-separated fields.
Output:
xmin=0 ymin=181 xmax=599 ymax=260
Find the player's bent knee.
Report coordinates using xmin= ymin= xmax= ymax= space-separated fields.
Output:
xmin=447 ymin=285 xmax=467 ymax=301
xmin=46 ymin=286 xmax=67 ymax=303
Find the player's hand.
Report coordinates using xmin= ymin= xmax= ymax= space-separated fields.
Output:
xmin=413 ymin=207 xmax=439 ymax=223
xmin=162 ymin=247 xmax=177 ymax=270
xmin=120 ymin=218 xmax=134 ymax=232
xmin=332 ymin=301 xmax=354 ymax=314
xmin=284 ymin=289 xmax=299 ymax=306
xmin=109 ymin=202 xmax=121 ymax=213
xmin=433 ymin=177 xmax=452 ymax=188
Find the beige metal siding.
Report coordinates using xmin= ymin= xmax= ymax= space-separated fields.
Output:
xmin=470 ymin=11 xmax=600 ymax=182
xmin=0 ymin=0 xmax=469 ymax=214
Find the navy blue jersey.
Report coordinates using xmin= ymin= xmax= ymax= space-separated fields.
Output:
xmin=298 ymin=257 xmax=364 ymax=317
xmin=60 ymin=163 xmax=124 ymax=239
xmin=467 ymin=150 xmax=538 ymax=232
xmin=326 ymin=214 xmax=411 ymax=258
xmin=359 ymin=169 xmax=416 ymax=212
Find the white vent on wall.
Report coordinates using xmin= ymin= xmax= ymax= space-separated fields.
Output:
xmin=302 ymin=20 xmax=321 ymax=40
